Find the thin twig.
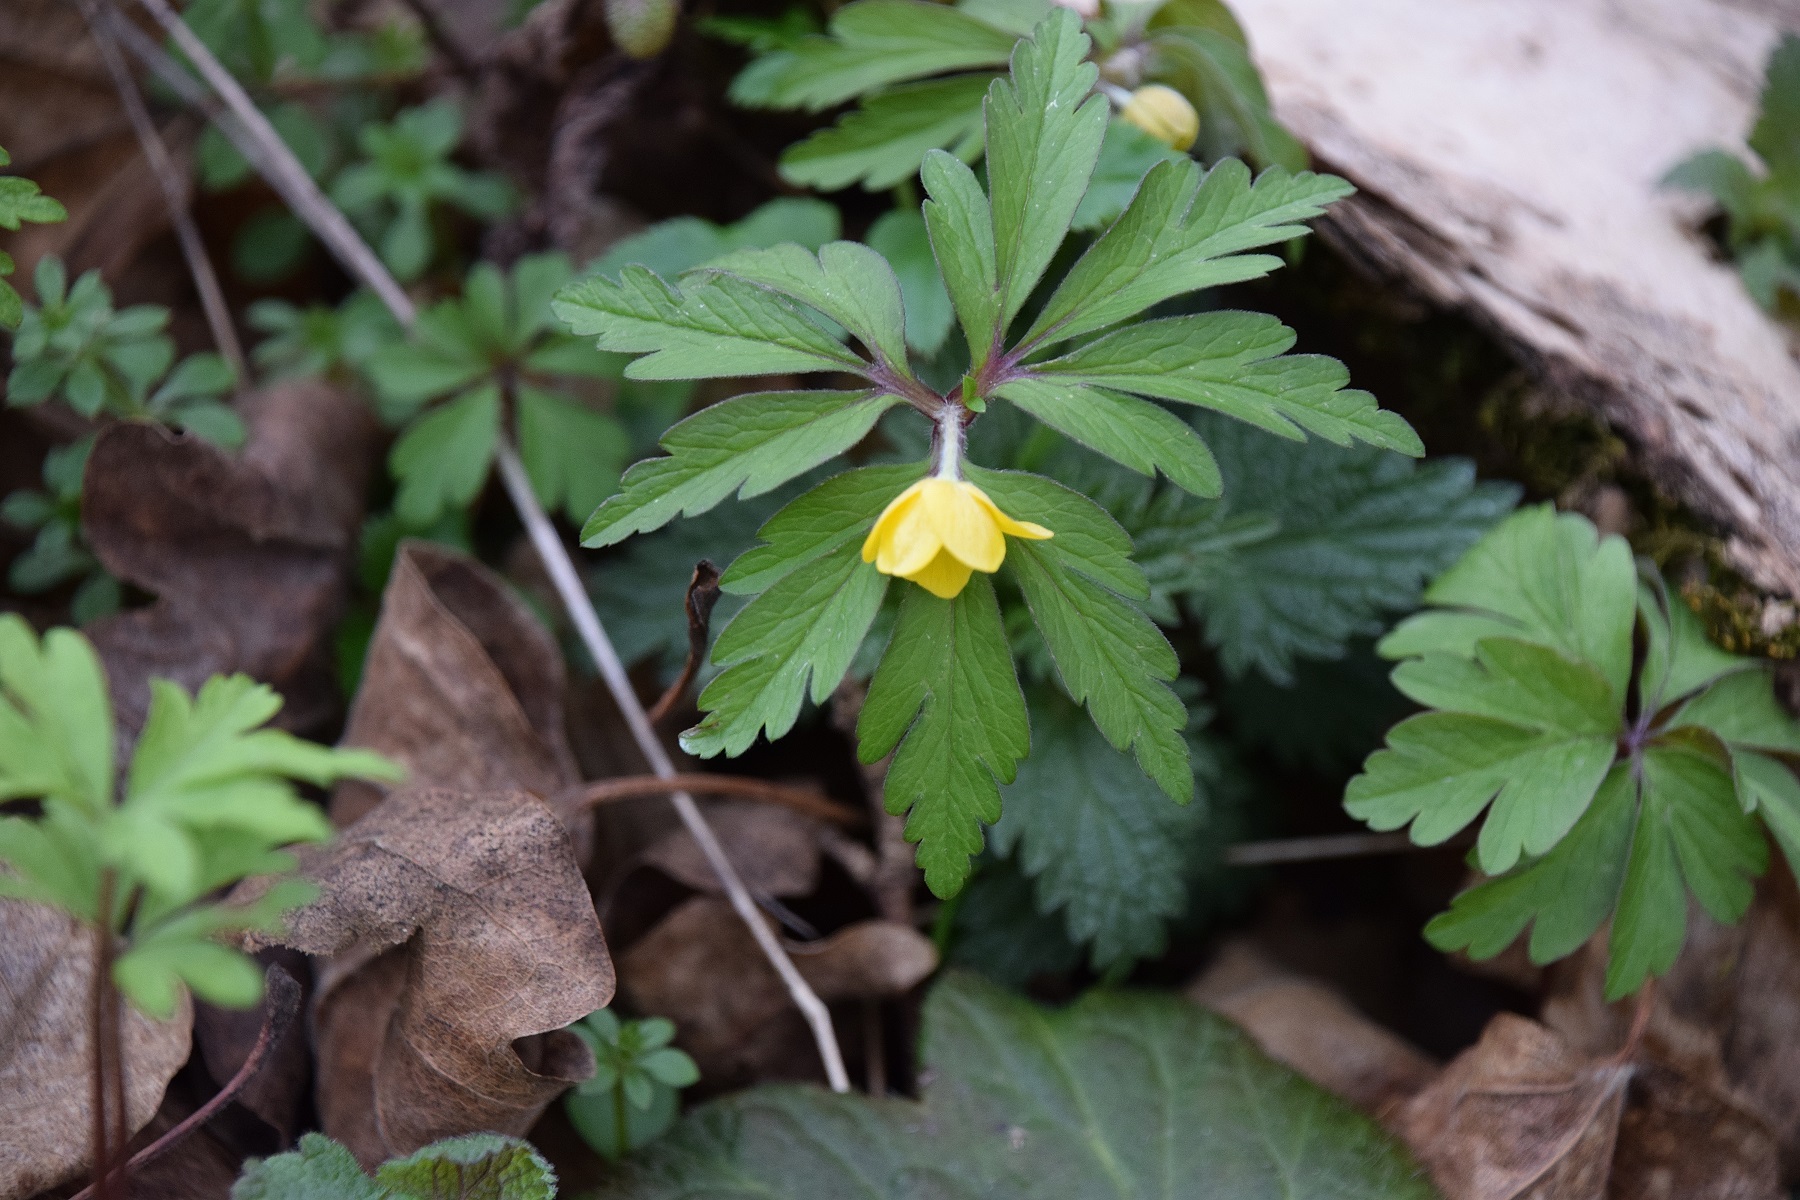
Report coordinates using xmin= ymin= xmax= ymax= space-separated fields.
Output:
xmin=1223 ymin=830 xmax=1471 ymax=867
xmin=77 ymin=0 xmax=248 ymax=386
xmin=566 ymin=772 xmax=865 ymax=828
xmin=120 ymin=0 xmax=850 ymax=1093
xmin=127 ymin=0 xmax=417 ymax=325
xmin=70 ymin=966 xmax=302 ymax=1200
xmin=497 ymin=445 xmax=851 ymax=1093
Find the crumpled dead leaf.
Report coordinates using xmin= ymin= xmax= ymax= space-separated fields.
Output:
xmin=619 ymin=895 xmax=935 ymax=1089
xmin=1392 ymin=1013 xmax=1628 ymax=1200
xmin=247 ymin=788 xmax=612 ymax=1166
xmin=1541 ymin=933 xmax=1782 ymax=1198
xmin=331 ymin=542 xmax=584 ymax=839
xmin=83 ymin=380 xmax=378 ymax=737
xmin=1187 ymin=938 xmax=1438 ymax=1115
xmin=0 ymin=898 xmax=193 ymax=1200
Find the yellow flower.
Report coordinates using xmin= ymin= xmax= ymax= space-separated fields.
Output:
xmin=1120 ymin=85 xmax=1200 ymax=153
xmin=862 ymin=478 xmax=1052 ymax=599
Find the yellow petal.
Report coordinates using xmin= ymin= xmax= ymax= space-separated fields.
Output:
xmin=904 ymin=548 xmax=975 ymax=599
xmin=879 ymin=493 xmax=943 ymax=577
xmin=969 ymin=485 xmax=1054 ymax=541
xmin=921 ymin=478 xmax=1005 ymax=572
xmin=863 ymin=479 xmax=925 ymax=563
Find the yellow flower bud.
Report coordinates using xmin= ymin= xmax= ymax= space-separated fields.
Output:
xmin=861 ymin=478 xmax=1053 ymax=599
xmin=1120 ymin=85 xmax=1200 ymax=153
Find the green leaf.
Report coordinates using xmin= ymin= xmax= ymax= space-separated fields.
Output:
xmin=595 ymin=972 xmax=1437 ymax=1199
xmin=0 ymin=615 xmax=114 ymax=815
xmin=1662 ymin=150 xmax=1756 ymax=225
xmin=1740 ymin=750 xmax=1800 ymax=876
xmin=1030 ymin=312 xmax=1422 ymax=455
xmin=993 ymin=687 xmax=1215 ymax=969
xmin=945 ymin=855 xmax=1082 ymax=986
xmin=996 ymin=378 xmax=1221 ymax=497
xmin=1425 ymin=762 xmax=1635 ymax=965
xmin=682 ymin=542 xmax=890 ymax=757
xmin=866 ymin=208 xmax=956 ymax=356
xmin=1347 ymin=639 xmax=1620 ymax=874
xmin=1069 ymin=119 xmax=1184 ymax=233
xmin=389 ymin=384 xmax=502 ymax=526
xmin=1636 ymin=576 xmax=1749 ymax=709
xmin=920 ymin=149 xmax=1001 ymax=364
xmin=966 ymin=466 xmax=1146 ymax=599
xmin=858 ymin=577 xmax=1029 ymax=896
xmin=779 ymin=74 xmax=992 ymax=192
xmin=705 ymin=240 xmax=913 ymax=375
xmin=720 ymin=464 xmax=922 ymax=594
xmin=1750 ymin=34 xmax=1800 ymax=178
xmin=1005 ymin=536 xmax=1191 ymax=803
xmin=0 ymin=171 xmax=67 ymax=231
xmin=233 ymin=1133 xmax=386 ymax=1200
xmin=376 ymin=1134 xmax=558 ymax=1200
xmin=515 ymin=386 xmax=629 ymax=524
xmin=984 ymin=10 xmax=1107 ymax=325
xmin=553 ymin=266 xmax=865 ymax=381
xmin=1148 ymin=27 xmax=1306 ymax=170
xmin=233 ymin=1132 xmax=556 ymax=1200
xmin=1024 ymin=158 xmax=1352 ymax=349
xmin=731 ymin=0 xmax=1018 ymax=111
xmin=581 ymin=390 xmax=901 ymax=547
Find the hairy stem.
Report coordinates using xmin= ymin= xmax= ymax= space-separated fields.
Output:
xmin=119 ymin=0 xmax=850 ymax=1093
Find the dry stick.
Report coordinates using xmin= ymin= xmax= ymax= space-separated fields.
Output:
xmin=570 ymin=772 xmax=865 ymax=828
xmin=77 ymin=0 xmax=248 ymax=386
xmin=497 ymin=445 xmax=851 ymax=1093
xmin=129 ymin=0 xmax=417 ymax=326
xmin=68 ymin=967 xmax=303 ymax=1200
xmin=126 ymin=0 xmax=851 ymax=1094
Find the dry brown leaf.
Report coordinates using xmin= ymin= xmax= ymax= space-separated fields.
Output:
xmin=82 ymin=380 xmax=379 ymax=738
xmin=0 ymin=899 xmax=192 ymax=1200
xmin=617 ymin=895 xmax=935 ymax=1088
xmin=192 ymin=947 xmax=312 ymax=1143
xmin=1187 ymin=938 xmax=1439 ymax=1114
xmin=635 ymin=803 xmax=821 ymax=899
xmin=1392 ymin=1013 xmax=1627 ymax=1200
xmin=331 ymin=542 xmax=584 ymax=834
xmin=249 ymin=788 xmax=612 ymax=1166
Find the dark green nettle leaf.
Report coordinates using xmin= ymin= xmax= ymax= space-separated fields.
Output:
xmin=1126 ymin=416 xmax=1515 ymax=680
xmin=992 ymin=687 xmax=1218 ymax=970
xmin=593 ymin=972 xmax=1437 ymax=1199
xmin=233 ymin=1132 xmax=556 ymax=1200
xmin=581 ymin=390 xmax=902 ymax=547
xmin=859 ymin=577 xmax=1030 ymax=896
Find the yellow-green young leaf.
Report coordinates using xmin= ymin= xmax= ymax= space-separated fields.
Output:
xmin=1347 ymin=639 xmax=1620 ymax=874
xmin=389 ymin=384 xmax=502 ymax=526
xmin=516 ymin=386 xmax=630 ymax=524
xmin=593 ymin=972 xmax=1437 ymax=1199
xmin=730 ymin=0 xmax=1018 ymax=111
xmin=1380 ymin=504 xmax=1638 ymax=702
xmin=859 ymin=577 xmax=1029 ymax=896
xmin=552 ymin=266 xmax=867 ymax=381
xmin=780 ymin=74 xmax=992 ymax=194
xmin=682 ymin=543 xmax=889 ymax=758
xmin=0 ymin=615 xmax=114 ymax=814
xmin=983 ymin=10 xmax=1107 ymax=324
xmin=1606 ymin=740 xmax=1766 ymax=1000
xmin=581 ymin=390 xmax=902 ymax=548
